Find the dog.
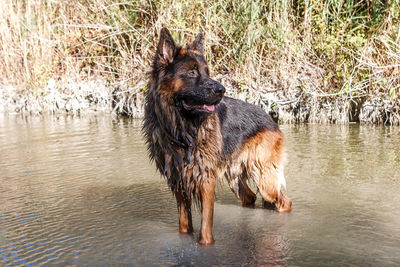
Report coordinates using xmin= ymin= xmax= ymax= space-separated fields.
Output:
xmin=143 ymin=28 xmax=292 ymax=245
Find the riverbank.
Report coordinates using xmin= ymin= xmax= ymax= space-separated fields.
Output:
xmin=1 ymin=74 xmax=399 ymax=125
xmin=1 ymin=1 xmax=399 ymax=124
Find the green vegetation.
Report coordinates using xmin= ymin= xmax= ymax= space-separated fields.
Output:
xmin=0 ymin=0 xmax=399 ymax=123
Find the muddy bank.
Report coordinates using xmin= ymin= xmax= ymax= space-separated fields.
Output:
xmin=1 ymin=75 xmax=399 ymax=125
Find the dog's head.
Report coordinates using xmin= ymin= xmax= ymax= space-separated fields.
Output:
xmin=151 ymin=28 xmax=225 ymax=115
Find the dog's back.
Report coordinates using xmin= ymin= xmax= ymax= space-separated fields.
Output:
xmin=216 ymin=96 xmax=279 ymax=156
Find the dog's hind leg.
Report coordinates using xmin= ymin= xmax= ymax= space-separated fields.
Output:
xmin=175 ymin=191 xmax=193 ymax=234
xmin=241 ymin=130 xmax=292 ymax=212
xmin=256 ymin=164 xmax=292 ymax=212
xmin=228 ymin=175 xmax=257 ymax=207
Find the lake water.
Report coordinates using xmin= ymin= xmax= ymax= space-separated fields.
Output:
xmin=1 ymin=114 xmax=399 ymax=266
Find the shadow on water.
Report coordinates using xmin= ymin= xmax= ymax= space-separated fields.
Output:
xmin=0 ymin=114 xmax=400 ymax=265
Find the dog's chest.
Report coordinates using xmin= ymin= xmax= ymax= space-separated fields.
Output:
xmin=179 ymin=114 xmax=224 ymax=180
xmin=150 ymin=112 xmax=224 ymax=186
xmin=194 ymin=115 xmax=222 ymax=163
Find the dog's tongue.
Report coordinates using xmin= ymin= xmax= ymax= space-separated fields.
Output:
xmin=203 ymin=104 xmax=215 ymax=112
xmin=183 ymin=102 xmax=215 ymax=112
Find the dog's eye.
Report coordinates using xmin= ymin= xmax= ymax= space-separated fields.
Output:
xmin=187 ymin=69 xmax=198 ymax=78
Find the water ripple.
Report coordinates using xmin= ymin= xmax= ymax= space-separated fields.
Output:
xmin=0 ymin=116 xmax=400 ymax=265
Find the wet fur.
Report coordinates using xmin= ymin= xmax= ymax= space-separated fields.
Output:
xmin=143 ymin=28 xmax=292 ymax=244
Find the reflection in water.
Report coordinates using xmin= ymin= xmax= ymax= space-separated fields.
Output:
xmin=0 ymin=114 xmax=399 ymax=265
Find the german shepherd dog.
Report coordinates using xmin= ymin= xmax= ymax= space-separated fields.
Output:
xmin=143 ymin=28 xmax=292 ymax=245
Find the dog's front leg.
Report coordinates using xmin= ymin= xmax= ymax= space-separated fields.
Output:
xmin=175 ymin=192 xmax=193 ymax=234
xmin=199 ymin=178 xmax=216 ymax=245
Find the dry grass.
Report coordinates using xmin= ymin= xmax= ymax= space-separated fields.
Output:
xmin=0 ymin=0 xmax=399 ymax=123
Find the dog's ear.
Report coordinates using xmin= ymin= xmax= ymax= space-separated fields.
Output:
xmin=157 ymin=28 xmax=176 ymax=64
xmin=187 ymin=32 xmax=204 ymax=54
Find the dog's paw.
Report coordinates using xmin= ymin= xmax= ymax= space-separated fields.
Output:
xmin=198 ymin=237 xmax=215 ymax=246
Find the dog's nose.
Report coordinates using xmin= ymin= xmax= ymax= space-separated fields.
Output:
xmin=213 ymin=83 xmax=225 ymax=95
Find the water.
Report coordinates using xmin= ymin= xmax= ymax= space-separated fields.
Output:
xmin=0 ymin=114 xmax=399 ymax=266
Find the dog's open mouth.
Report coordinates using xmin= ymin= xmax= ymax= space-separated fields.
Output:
xmin=183 ymin=101 xmax=215 ymax=113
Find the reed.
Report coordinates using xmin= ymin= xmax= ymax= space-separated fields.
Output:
xmin=0 ymin=0 xmax=399 ymax=123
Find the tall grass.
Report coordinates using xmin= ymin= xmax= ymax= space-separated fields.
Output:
xmin=0 ymin=0 xmax=399 ymax=122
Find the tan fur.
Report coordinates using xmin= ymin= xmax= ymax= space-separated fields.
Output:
xmin=189 ymin=49 xmax=202 ymax=55
xmin=179 ymin=48 xmax=187 ymax=56
xmin=222 ymin=130 xmax=289 ymax=209
xmin=181 ymin=113 xmax=224 ymax=195
xmin=159 ymin=78 xmax=184 ymax=100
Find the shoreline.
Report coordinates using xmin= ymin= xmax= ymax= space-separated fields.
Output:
xmin=1 ymin=1 xmax=398 ymax=126
xmin=1 ymin=75 xmax=399 ymax=125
